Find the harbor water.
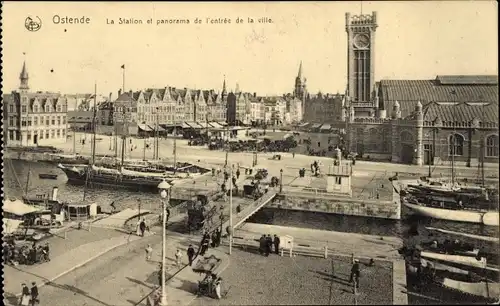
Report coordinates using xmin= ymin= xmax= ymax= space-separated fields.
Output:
xmin=5 ymin=158 xmax=498 ymax=239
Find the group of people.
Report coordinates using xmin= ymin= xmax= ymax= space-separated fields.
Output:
xmin=3 ymin=241 xmax=50 ymax=266
xmin=259 ymin=234 xmax=280 ymax=256
xmin=310 ymin=160 xmax=321 ymax=176
xmin=136 ymin=218 xmax=150 ymax=237
xmin=200 ymin=229 xmax=221 ymax=256
xmin=19 ymin=282 xmax=39 ymax=306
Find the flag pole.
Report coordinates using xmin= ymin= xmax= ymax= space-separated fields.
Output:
xmin=122 ymin=65 xmax=125 ymax=93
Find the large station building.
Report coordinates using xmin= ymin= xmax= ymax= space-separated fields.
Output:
xmin=302 ymin=11 xmax=498 ymax=166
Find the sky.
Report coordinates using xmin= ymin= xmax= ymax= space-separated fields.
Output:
xmin=2 ymin=1 xmax=498 ymax=97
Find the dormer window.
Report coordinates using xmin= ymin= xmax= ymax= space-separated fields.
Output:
xmin=57 ymin=105 xmax=62 ymax=112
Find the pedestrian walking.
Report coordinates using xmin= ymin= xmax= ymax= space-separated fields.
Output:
xmin=349 ymin=259 xmax=361 ymax=289
xmin=273 ymin=235 xmax=280 ymax=255
xmin=175 ymin=249 xmax=183 ymax=267
xmin=266 ymin=234 xmax=273 ymax=255
xmin=236 ymin=169 xmax=240 ymax=179
xmin=139 ymin=219 xmax=146 ymax=237
xmin=30 ymin=282 xmax=39 ymax=306
xmin=200 ymin=236 xmax=209 ymax=256
xmin=259 ymin=235 xmax=266 ymax=255
xmin=292 ymin=152 xmax=295 ymax=158
xmin=211 ymin=231 xmax=217 ymax=248
xmin=215 ymin=228 xmax=222 ymax=247
xmin=187 ymin=245 xmax=195 ymax=266
xmin=20 ymin=283 xmax=30 ymax=306
xmin=145 ymin=244 xmax=153 ymax=261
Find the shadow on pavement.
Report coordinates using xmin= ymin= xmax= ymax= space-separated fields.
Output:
xmin=177 ymin=279 xmax=198 ymax=294
xmin=3 ymin=293 xmax=20 ymax=306
xmin=45 ymin=281 xmax=112 ymax=306
xmin=313 ymin=270 xmax=352 ymax=287
xmin=126 ymin=277 xmax=155 ymax=290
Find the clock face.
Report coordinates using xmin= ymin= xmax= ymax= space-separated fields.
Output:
xmin=354 ymin=34 xmax=370 ymax=49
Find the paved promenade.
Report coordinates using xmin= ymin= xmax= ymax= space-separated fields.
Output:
xmin=3 ymin=227 xmax=141 ymax=299
xmin=54 ymin=133 xmax=498 ymax=179
xmin=93 ymin=208 xmax=151 ymax=229
xmin=235 ymin=223 xmax=403 ymax=261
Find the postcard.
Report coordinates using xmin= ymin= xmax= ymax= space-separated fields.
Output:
xmin=2 ymin=1 xmax=499 ymax=305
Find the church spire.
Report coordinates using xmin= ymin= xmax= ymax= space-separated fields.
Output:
xmin=19 ymin=59 xmax=29 ymax=91
xmin=222 ymin=75 xmax=227 ymax=98
xmin=297 ymin=61 xmax=303 ymax=79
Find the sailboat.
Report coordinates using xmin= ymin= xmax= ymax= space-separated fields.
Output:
xmin=58 ymin=89 xmax=205 ymax=192
xmin=403 ymin=110 xmax=499 ymax=226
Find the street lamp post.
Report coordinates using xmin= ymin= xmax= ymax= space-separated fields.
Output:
xmin=158 ymin=179 xmax=171 ymax=306
xmin=280 ymin=169 xmax=283 ymax=193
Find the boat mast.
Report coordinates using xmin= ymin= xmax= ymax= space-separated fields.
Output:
xmin=173 ymin=125 xmax=177 ymax=172
xmin=91 ymin=84 xmax=97 ymax=165
xmin=120 ymin=106 xmax=126 ymax=170
xmin=24 ymin=162 xmax=32 ymax=195
xmin=83 ymin=83 xmax=98 ymax=201
xmin=451 ymin=93 xmax=457 ymax=185
xmin=481 ymin=102 xmax=485 ymax=188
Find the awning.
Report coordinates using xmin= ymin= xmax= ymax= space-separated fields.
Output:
xmin=320 ymin=124 xmax=331 ymax=130
xmin=311 ymin=124 xmax=322 ymax=129
xmin=4 ymin=198 xmax=42 ymax=216
xmin=209 ymin=122 xmax=223 ymax=129
xmin=186 ymin=122 xmax=202 ymax=129
xmin=147 ymin=125 xmax=166 ymax=132
xmin=197 ymin=122 xmax=209 ymax=129
xmin=216 ymin=121 xmax=227 ymax=127
xmin=299 ymin=122 xmax=309 ymax=127
xmin=181 ymin=122 xmax=192 ymax=128
xmin=138 ymin=124 xmax=153 ymax=132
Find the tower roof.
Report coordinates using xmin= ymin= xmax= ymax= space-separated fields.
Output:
xmin=20 ymin=60 xmax=29 ymax=80
xmin=297 ymin=61 xmax=303 ymax=79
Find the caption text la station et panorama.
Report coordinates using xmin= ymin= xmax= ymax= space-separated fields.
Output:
xmin=52 ymin=15 xmax=273 ymax=26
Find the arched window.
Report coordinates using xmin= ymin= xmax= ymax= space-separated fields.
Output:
xmin=381 ymin=127 xmax=391 ymax=152
xmin=400 ymin=131 xmax=414 ymax=143
xmin=485 ymin=135 xmax=499 ymax=157
xmin=448 ymin=134 xmax=464 ymax=156
xmin=356 ymin=128 xmax=364 ymax=144
xmin=367 ymin=128 xmax=379 ymax=151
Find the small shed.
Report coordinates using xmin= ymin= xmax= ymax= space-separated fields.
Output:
xmin=66 ymin=202 xmax=98 ymax=220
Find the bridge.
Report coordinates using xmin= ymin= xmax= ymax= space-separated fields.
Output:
xmin=205 ymin=190 xmax=278 ymax=233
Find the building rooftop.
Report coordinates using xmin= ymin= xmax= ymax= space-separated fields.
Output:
xmin=378 ymin=75 xmax=499 ymax=118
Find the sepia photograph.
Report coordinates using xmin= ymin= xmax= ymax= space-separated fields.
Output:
xmin=1 ymin=1 xmax=499 ymax=305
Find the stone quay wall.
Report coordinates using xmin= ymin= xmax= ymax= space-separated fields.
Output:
xmin=269 ymin=191 xmax=401 ymax=220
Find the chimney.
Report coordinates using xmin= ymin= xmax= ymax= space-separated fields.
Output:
xmin=109 ymin=92 xmax=112 ymax=101
xmin=129 ymin=90 xmax=133 ymax=96
xmin=253 ymin=92 xmax=257 ymax=98
xmin=118 ymin=89 xmax=122 ymax=96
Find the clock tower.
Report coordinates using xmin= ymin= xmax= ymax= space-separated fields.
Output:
xmin=346 ymin=11 xmax=378 ymax=117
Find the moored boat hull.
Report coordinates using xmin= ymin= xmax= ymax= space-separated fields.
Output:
xmin=404 ymin=202 xmax=485 ymax=224
xmin=58 ymin=165 xmax=172 ymax=192
xmin=440 ymin=278 xmax=500 ymax=299
xmin=420 ymin=251 xmax=487 ymax=269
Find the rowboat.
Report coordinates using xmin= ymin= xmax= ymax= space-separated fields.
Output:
xmin=425 ymin=227 xmax=499 ymax=244
xmin=38 ymin=173 xmax=58 ymax=180
xmin=440 ymin=278 xmax=500 ymax=299
xmin=403 ymin=202 xmax=499 ymax=226
xmin=420 ymin=251 xmax=487 ymax=269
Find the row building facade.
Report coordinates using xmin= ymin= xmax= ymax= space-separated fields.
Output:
xmin=4 ymin=61 xmax=69 ymax=146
